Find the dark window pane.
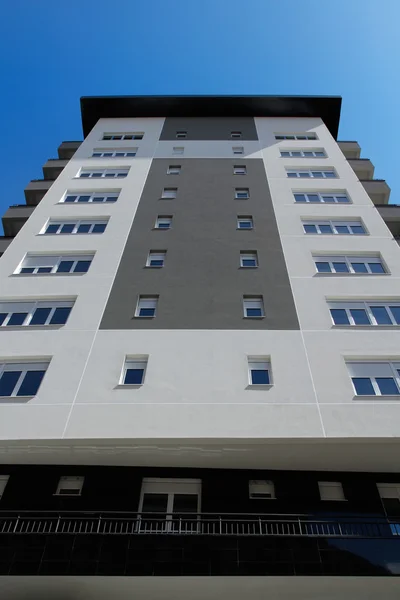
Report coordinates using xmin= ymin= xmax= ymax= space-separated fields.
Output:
xmin=389 ymin=307 xmax=400 ymax=324
xmin=322 ymin=196 xmax=335 ymax=203
xmin=76 ymin=224 xmax=91 ymax=234
xmin=294 ymin=194 xmax=306 ymax=202
xmin=319 ymin=224 xmax=333 ymax=234
xmin=376 ymin=378 xmax=399 ymax=395
xmin=91 ymin=173 xmax=102 ymax=178
xmin=308 ymin=195 xmax=320 ymax=203
xmin=291 ymin=151 xmax=302 ymax=157
xmin=74 ymin=261 xmax=91 ymax=273
xmin=242 ymin=259 xmax=256 ymax=267
xmin=103 ymin=153 xmax=113 ymax=157
xmin=311 ymin=172 xmax=323 ymax=177
xmin=56 ymin=261 xmax=73 ymax=273
xmin=30 ymin=307 xmax=52 ymax=325
xmin=64 ymin=196 xmax=77 ymax=203
xmin=45 ymin=224 xmax=59 ymax=234
xmin=158 ymin=222 xmax=171 ymax=229
xmin=280 ymin=151 xmax=290 ymax=157
xmin=332 ymin=262 xmax=349 ymax=273
xmin=335 ymin=226 xmax=350 ymax=234
xmin=60 ymin=224 xmax=75 ymax=234
xmin=124 ymin=368 xmax=144 ymax=384
xmin=369 ymin=262 xmax=385 ymax=274
xmin=50 ymin=307 xmax=72 ymax=325
xmin=173 ymin=494 xmax=198 ymax=513
xmin=316 ymin=262 xmax=331 ymax=273
xmin=350 ymin=309 xmax=370 ymax=325
xmin=126 ymin=152 xmax=136 ymax=157
xmin=139 ymin=308 xmax=155 ymax=317
xmin=352 ymin=377 xmax=375 ymax=395
xmin=0 ymin=371 xmax=21 ymax=396
xmin=304 ymin=225 xmax=317 ymax=234
xmin=299 ymin=172 xmax=310 ymax=178
xmin=93 ymin=196 xmax=105 ymax=202
xmin=37 ymin=267 xmax=52 ymax=273
xmin=116 ymin=173 xmax=127 ymax=178
xmin=77 ymin=195 xmax=91 ymax=202
xmin=92 ymin=224 xmax=106 ymax=233
xmin=0 ymin=313 xmax=7 ymax=325
xmin=17 ymin=370 xmax=45 ymax=396
xmin=297 ymin=136 xmax=306 ymax=140
xmin=351 ymin=225 xmax=365 ymax=234
xmin=150 ymin=260 xmax=163 ymax=267
xmin=351 ymin=263 xmax=368 ymax=273
xmin=142 ymin=493 xmax=168 ymax=513
xmin=79 ymin=173 xmax=90 ymax=178
xmin=114 ymin=153 xmax=125 ymax=157
xmin=20 ymin=267 xmax=34 ymax=273
xmin=106 ymin=196 xmax=118 ymax=202
xmin=337 ymin=196 xmax=349 ymax=203
xmin=324 ymin=172 xmax=336 ymax=178
xmin=330 ymin=309 xmax=350 ymax=325
xmin=371 ymin=306 xmax=392 ymax=325
xmin=287 ymin=172 xmax=297 ymax=178
xmin=246 ymin=308 xmax=262 ymax=317
xmin=251 ymin=369 xmax=270 ymax=385
xmin=7 ymin=313 xmax=28 ymax=326
xmin=92 ymin=153 xmax=102 ymax=157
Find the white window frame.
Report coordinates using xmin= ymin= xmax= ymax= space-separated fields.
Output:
xmin=234 ymin=165 xmax=247 ymax=175
xmin=155 ymin=216 xmax=172 ymax=230
xmin=55 ymin=476 xmax=84 ymax=496
xmin=237 ymin=216 xmax=253 ymax=230
xmin=16 ymin=254 xmax=94 ymax=275
xmin=167 ymin=165 xmax=181 ymax=175
xmin=231 ymin=132 xmax=242 ymax=139
xmin=235 ymin=188 xmax=250 ymax=199
xmin=347 ymin=361 xmax=400 ymax=396
xmin=280 ymin=149 xmax=326 ymax=158
xmin=275 ymin=133 xmax=317 ymax=140
xmin=146 ymin=251 xmax=166 ymax=268
xmin=0 ymin=300 xmax=74 ymax=328
xmin=102 ymin=132 xmax=143 ymax=140
xmin=176 ymin=131 xmax=187 ymax=139
xmin=91 ymin=149 xmax=137 ymax=158
xmin=61 ymin=191 xmax=119 ymax=204
xmin=135 ymin=296 xmax=158 ymax=318
xmin=319 ymin=482 xmax=346 ymax=501
xmin=240 ymin=252 xmax=258 ymax=268
xmin=314 ymin=255 xmax=386 ymax=275
xmin=138 ymin=478 xmax=201 ymax=514
xmin=0 ymin=475 xmax=9 ymax=500
xmin=161 ymin=188 xmax=177 ymax=199
xmin=243 ymin=297 xmax=264 ymax=318
xmin=247 ymin=358 xmax=271 ymax=386
xmin=77 ymin=168 xmax=129 ymax=179
xmin=378 ymin=483 xmax=400 ymax=501
xmin=293 ymin=192 xmax=350 ymax=204
xmin=121 ymin=357 xmax=148 ymax=386
xmin=0 ymin=361 xmax=49 ymax=398
xmin=249 ymin=480 xmax=275 ymax=499
xmin=287 ymin=169 xmax=337 ymax=179
xmin=172 ymin=147 xmax=184 ymax=155
xmin=232 ymin=146 xmax=244 ymax=155
xmin=329 ymin=301 xmax=400 ymax=327
xmin=42 ymin=219 xmax=108 ymax=235
xmin=302 ymin=220 xmax=366 ymax=235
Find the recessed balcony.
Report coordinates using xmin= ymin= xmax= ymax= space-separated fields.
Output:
xmin=362 ymin=179 xmax=391 ymax=205
xmin=348 ymin=158 xmax=375 ymax=180
xmin=42 ymin=158 xmax=68 ymax=180
xmin=24 ymin=179 xmax=53 ymax=205
xmin=376 ymin=204 xmax=400 ymax=237
xmin=2 ymin=204 xmax=35 ymax=237
xmin=338 ymin=140 xmax=361 ymax=159
xmin=58 ymin=141 xmax=81 ymax=159
xmin=0 ymin=236 xmax=12 ymax=256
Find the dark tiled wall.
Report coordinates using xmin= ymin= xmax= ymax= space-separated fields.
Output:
xmin=159 ymin=117 xmax=259 ymax=140
xmin=100 ymin=159 xmax=299 ymax=330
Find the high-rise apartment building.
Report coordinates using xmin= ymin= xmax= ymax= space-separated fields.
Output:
xmin=0 ymin=95 xmax=400 ymax=597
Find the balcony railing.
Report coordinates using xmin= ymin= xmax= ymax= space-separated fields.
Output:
xmin=0 ymin=511 xmax=398 ymax=539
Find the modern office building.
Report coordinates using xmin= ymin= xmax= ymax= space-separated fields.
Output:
xmin=1 ymin=95 xmax=400 ymax=598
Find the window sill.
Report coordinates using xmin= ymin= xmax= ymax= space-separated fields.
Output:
xmin=239 ymin=266 xmax=258 ymax=269
xmin=246 ymin=384 xmax=273 ymax=390
xmin=114 ymin=384 xmax=143 ymax=390
xmin=0 ymin=325 xmax=64 ymax=331
xmin=53 ymin=493 xmax=82 ymax=497
xmin=243 ymin=316 xmax=265 ymax=320
xmin=353 ymin=395 xmax=400 ymax=401
xmin=236 ymin=228 xmax=254 ymax=231
xmin=0 ymin=396 xmax=34 ymax=403
xmin=314 ymin=272 xmax=388 ymax=277
xmin=13 ymin=272 xmax=87 ymax=277
xmin=152 ymin=228 xmax=171 ymax=231
xmin=144 ymin=266 xmax=164 ymax=269
xmin=134 ymin=316 xmax=155 ymax=320
xmin=332 ymin=325 xmax=400 ymax=330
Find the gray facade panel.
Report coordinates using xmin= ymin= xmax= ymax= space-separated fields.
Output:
xmin=160 ymin=117 xmax=258 ymax=141
xmin=100 ymin=159 xmax=299 ymax=330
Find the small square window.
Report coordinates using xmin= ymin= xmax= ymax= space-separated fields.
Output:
xmin=155 ymin=216 xmax=172 ymax=230
xmin=240 ymin=252 xmax=258 ymax=268
xmin=147 ymin=251 xmax=166 ymax=268
xmin=136 ymin=296 xmax=158 ymax=318
xmin=249 ymin=480 xmax=275 ymax=499
xmin=235 ymin=188 xmax=249 ymax=199
xmin=243 ymin=296 xmax=264 ymax=318
xmin=248 ymin=359 xmax=271 ymax=385
xmin=233 ymin=146 xmax=244 ymax=155
xmin=319 ymin=481 xmax=346 ymax=501
xmin=55 ymin=476 xmax=84 ymax=496
xmin=0 ymin=475 xmax=9 ymax=500
xmin=161 ymin=188 xmax=177 ymax=199
xmin=172 ymin=147 xmax=184 ymax=155
xmin=167 ymin=165 xmax=181 ymax=175
xmin=234 ymin=165 xmax=247 ymax=175
xmin=176 ymin=131 xmax=187 ymax=139
xmin=237 ymin=216 xmax=253 ymax=230
xmin=123 ymin=358 xmax=148 ymax=385
xmin=231 ymin=132 xmax=242 ymax=139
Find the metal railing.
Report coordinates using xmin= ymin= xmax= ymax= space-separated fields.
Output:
xmin=0 ymin=511 xmax=398 ymax=539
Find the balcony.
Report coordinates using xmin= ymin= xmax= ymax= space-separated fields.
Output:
xmin=0 ymin=236 xmax=12 ymax=256
xmin=24 ymin=179 xmax=53 ymax=205
xmin=348 ymin=158 xmax=375 ymax=180
xmin=42 ymin=158 xmax=68 ymax=180
xmin=2 ymin=204 xmax=35 ymax=237
xmin=376 ymin=204 xmax=400 ymax=236
xmin=58 ymin=140 xmax=81 ymax=159
xmin=338 ymin=140 xmax=361 ymax=159
xmin=362 ymin=179 xmax=391 ymax=205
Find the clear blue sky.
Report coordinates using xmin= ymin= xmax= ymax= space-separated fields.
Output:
xmin=1 ymin=0 xmax=399 ymax=233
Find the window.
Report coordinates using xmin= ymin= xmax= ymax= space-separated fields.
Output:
xmin=280 ymin=149 xmax=326 ymax=158
xmin=287 ymin=169 xmax=337 ymax=179
xmin=176 ymin=131 xmax=187 ymax=139
xmin=78 ymin=168 xmax=129 ymax=179
xmin=319 ymin=482 xmax=346 ymax=501
xmin=248 ymin=359 xmax=271 ymax=385
xmin=122 ymin=357 xmax=148 ymax=385
xmin=0 ymin=361 xmax=48 ymax=397
xmin=155 ymin=216 xmax=172 ymax=230
xmin=234 ymin=165 xmax=247 ymax=175
xmin=275 ymin=133 xmax=317 ymax=140
xmin=0 ymin=476 xmax=9 ymax=500
xmin=102 ymin=132 xmax=143 ymax=140
xmin=172 ymin=147 xmax=184 ymax=155
xmin=232 ymin=146 xmax=244 ymax=155
xmin=249 ymin=480 xmax=275 ymax=499
xmin=314 ymin=255 xmax=386 ymax=275
xmin=167 ymin=165 xmax=181 ymax=175
xmin=55 ymin=476 xmax=84 ymax=496
xmin=161 ymin=188 xmax=177 ymax=199
xmin=62 ymin=192 xmax=119 ymax=204
xmin=237 ymin=216 xmax=253 ymax=230
xmin=139 ymin=478 xmax=201 ymax=516
xmin=329 ymin=301 xmax=400 ymax=327
xmin=235 ymin=188 xmax=250 ymax=199
xmin=347 ymin=362 xmax=400 ymax=396
xmin=231 ymin=131 xmax=242 ymax=139
xmin=16 ymin=254 xmax=94 ymax=275
xmin=135 ymin=296 xmax=158 ymax=318
xmin=294 ymin=192 xmax=350 ymax=204
xmin=92 ymin=149 xmax=137 ymax=158
xmin=147 ymin=251 xmax=166 ymax=268
xmin=240 ymin=251 xmax=258 ymax=268
xmin=303 ymin=220 xmax=366 ymax=235
xmin=243 ymin=296 xmax=264 ymax=318
xmin=0 ymin=300 xmax=74 ymax=327
xmin=43 ymin=220 xmax=108 ymax=235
